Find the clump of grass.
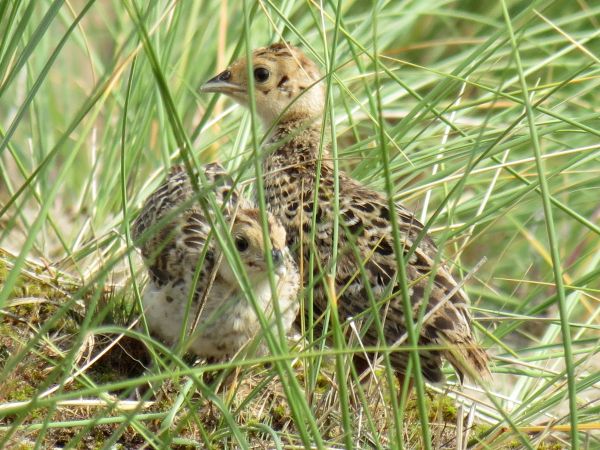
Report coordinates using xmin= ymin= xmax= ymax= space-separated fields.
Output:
xmin=1 ymin=1 xmax=599 ymax=448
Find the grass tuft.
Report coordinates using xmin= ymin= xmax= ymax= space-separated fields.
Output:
xmin=1 ymin=1 xmax=599 ymax=448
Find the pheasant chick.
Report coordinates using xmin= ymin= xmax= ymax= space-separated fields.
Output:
xmin=202 ymin=44 xmax=490 ymax=383
xmin=133 ymin=165 xmax=299 ymax=359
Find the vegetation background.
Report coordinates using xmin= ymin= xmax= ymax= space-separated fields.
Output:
xmin=0 ymin=0 xmax=598 ymax=448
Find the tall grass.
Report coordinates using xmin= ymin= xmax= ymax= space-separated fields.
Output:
xmin=1 ymin=0 xmax=599 ymax=448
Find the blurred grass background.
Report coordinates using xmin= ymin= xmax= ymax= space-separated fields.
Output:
xmin=0 ymin=0 xmax=599 ymax=448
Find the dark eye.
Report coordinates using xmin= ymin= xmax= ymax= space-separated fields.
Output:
xmin=235 ymin=236 xmax=249 ymax=252
xmin=253 ymin=67 xmax=270 ymax=83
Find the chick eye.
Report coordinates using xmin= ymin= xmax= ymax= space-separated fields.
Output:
xmin=235 ymin=236 xmax=249 ymax=252
xmin=253 ymin=67 xmax=270 ymax=83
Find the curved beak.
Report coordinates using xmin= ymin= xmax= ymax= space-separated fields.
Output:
xmin=200 ymin=70 xmax=242 ymax=94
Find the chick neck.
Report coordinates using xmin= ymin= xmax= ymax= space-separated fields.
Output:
xmin=265 ymin=111 xmax=328 ymax=162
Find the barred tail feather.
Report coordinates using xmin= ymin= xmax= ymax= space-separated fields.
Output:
xmin=441 ymin=336 xmax=491 ymax=386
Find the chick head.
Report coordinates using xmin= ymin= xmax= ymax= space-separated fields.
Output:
xmin=202 ymin=43 xmax=324 ymax=127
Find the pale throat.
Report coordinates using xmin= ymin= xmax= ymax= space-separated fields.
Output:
xmin=257 ymin=84 xmax=325 ymax=132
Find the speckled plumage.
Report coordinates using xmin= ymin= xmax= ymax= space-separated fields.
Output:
xmin=132 ymin=164 xmax=300 ymax=358
xmin=202 ymin=43 xmax=490 ymax=383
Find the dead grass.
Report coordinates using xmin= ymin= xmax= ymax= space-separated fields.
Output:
xmin=0 ymin=250 xmax=570 ymax=448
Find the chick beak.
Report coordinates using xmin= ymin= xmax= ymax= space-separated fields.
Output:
xmin=201 ymin=69 xmax=241 ymax=94
xmin=271 ymin=249 xmax=283 ymax=266
xmin=271 ymin=249 xmax=285 ymax=275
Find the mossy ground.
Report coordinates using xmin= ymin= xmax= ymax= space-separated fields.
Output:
xmin=0 ymin=249 xmax=464 ymax=448
xmin=0 ymin=253 xmax=568 ymax=448
xmin=2 ymin=2 xmax=599 ymax=447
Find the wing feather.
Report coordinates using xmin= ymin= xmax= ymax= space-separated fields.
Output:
xmin=132 ymin=163 xmax=240 ymax=286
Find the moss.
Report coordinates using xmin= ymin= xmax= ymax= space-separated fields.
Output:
xmin=467 ymin=426 xmax=565 ymax=449
xmin=4 ymin=381 xmax=35 ymax=402
xmin=0 ymin=324 xmax=14 ymax=364
xmin=468 ymin=422 xmax=492 ymax=445
xmin=314 ymin=372 xmax=332 ymax=393
xmin=429 ymin=395 xmax=457 ymax=422
xmin=0 ymin=249 xmax=81 ymax=304
xmin=0 ymin=438 xmax=34 ymax=450
xmin=11 ymin=276 xmax=63 ymax=301
xmin=537 ymin=442 xmax=564 ymax=450
xmin=271 ymin=403 xmax=288 ymax=422
xmin=2 ymin=367 xmax=46 ymax=407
